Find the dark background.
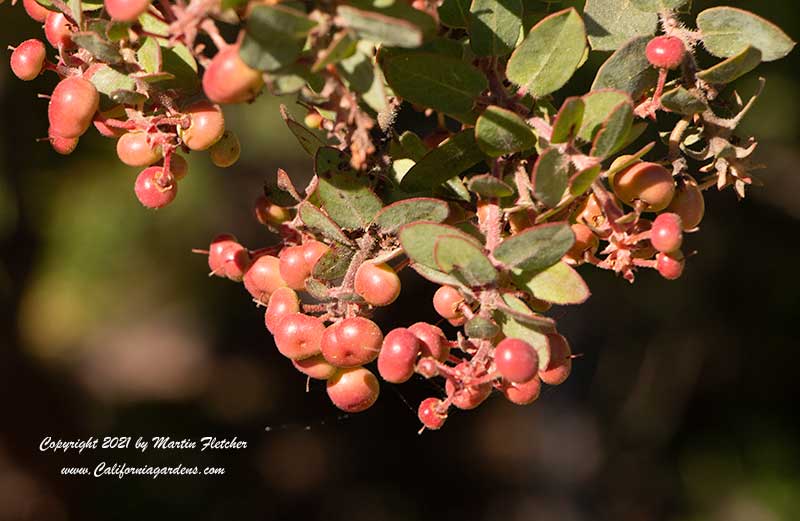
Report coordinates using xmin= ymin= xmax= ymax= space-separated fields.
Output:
xmin=1 ymin=1 xmax=798 ymax=520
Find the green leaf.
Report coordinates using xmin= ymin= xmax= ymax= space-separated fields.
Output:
xmin=475 ymin=105 xmax=536 ymax=157
xmin=551 ymin=96 xmax=585 ymax=144
xmin=532 ymin=148 xmax=570 ymax=208
xmin=312 ymin=243 xmax=355 ymax=281
xmin=139 ymin=13 xmax=169 ymax=36
xmin=337 ymin=5 xmax=427 ymax=48
xmin=578 ymin=90 xmax=632 ymax=142
xmin=630 ymin=0 xmax=688 ymax=12
xmin=434 ymin=235 xmax=497 ymax=286
xmin=410 ymin=263 xmax=473 ymax=292
xmin=464 ymin=316 xmax=500 ymax=339
xmin=438 ymin=0 xmax=470 ymax=28
xmin=87 ymin=65 xmax=137 ymax=109
xmin=569 ymin=164 xmax=602 ymax=196
xmin=380 ymin=51 xmax=487 ymax=117
xmin=511 ymin=261 xmax=590 ymax=305
xmin=240 ymin=5 xmax=316 ymax=71
xmin=337 ymin=49 xmax=389 ymax=113
xmin=696 ymin=46 xmax=762 ymax=84
xmin=374 ymin=198 xmax=449 ymax=232
xmin=467 ymin=174 xmax=515 ymax=197
xmin=160 ymin=44 xmax=200 ymax=91
xmin=280 ymin=106 xmax=325 ymax=156
xmin=494 ymin=294 xmax=551 ymax=369
xmin=312 ymin=148 xmax=383 ymax=229
xmin=660 ymin=86 xmax=708 ymax=115
xmin=697 ymin=7 xmax=795 ymax=62
xmin=137 ymin=37 xmax=162 ymax=74
xmin=506 ymin=8 xmax=586 ymax=97
xmin=298 ymin=202 xmax=355 ymax=246
xmin=592 ymin=36 xmax=659 ymax=99
xmin=493 ymin=222 xmax=574 ymax=271
xmin=400 ymin=130 xmax=487 ymax=192
xmin=398 ymin=221 xmax=482 ymax=269
xmin=584 ymin=0 xmax=657 ymax=51
xmin=591 ymin=99 xmax=634 ymax=159
xmin=71 ymin=32 xmax=122 ymax=64
xmin=398 ymin=131 xmax=427 ymax=161
xmin=468 ymin=0 xmax=523 ymax=57
xmin=496 ymin=294 xmax=556 ymax=332
xmin=312 ymin=31 xmax=358 ymax=72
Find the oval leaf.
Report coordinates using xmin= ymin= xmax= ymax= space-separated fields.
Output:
xmin=467 ymin=174 xmax=515 ymax=198
xmin=660 ymin=86 xmax=708 ymax=115
xmin=584 ymin=0 xmax=657 ymax=51
xmin=468 ymin=0 xmax=523 ymax=57
xmin=312 ymin=148 xmax=383 ymax=229
xmin=511 ymin=261 xmax=590 ymax=305
xmin=374 ymin=198 xmax=450 ymax=233
xmin=696 ymin=46 xmax=762 ymax=84
xmin=298 ymin=202 xmax=355 ymax=246
xmin=434 ymin=235 xmax=497 ymax=286
xmin=400 ymin=130 xmax=487 ymax=192
xmin=240 ymin=5 xmax=317 ymax=71
xmin=398 ymin=221 xmax=482 ymax=269
xmin=551 ymin=96 xmax=585 ymax=144
xmin=697 ymin=7 xmax=795 ymax=62
xmin=578 ymin=90 xmax=632 ymax=142
xmin=630 ymin=0 xmax=688 ymax=12
xmin=532 ymin=148 xmax=570 ymax=208
xmin=475 ymin=105 xmax=536 ymax=157
xmin=493 ymin=222 xmax=575 ymax=271
xmin=337 ymin=5 xmax=426 ymax=48
xmin=591 ymin=99 xmax=634 ymax=159
xmin=592 ymin=36 xmax=659 ymax=99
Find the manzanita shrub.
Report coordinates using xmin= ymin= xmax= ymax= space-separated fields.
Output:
xmin=4 ymin=0 xmax=795 ymax=430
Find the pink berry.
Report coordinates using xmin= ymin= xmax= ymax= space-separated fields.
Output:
xmin=264 ymin=287 xmax=300 ymax=334
xmin=179 ymin=101 xmax=225 ymax=151
xmin=539 ymin=334 xmax=572 ymax=386
xmin=612 ymin=162 xmax=675 ymax=212
xmin=321 ymin=317 xmax=383 ymax=368
xmin=273 ymin=313 xmax=325 ymax=360
xmin=432 ymin=285 xmax=464 ymax=320
xmin=116 ymin=132 xmax=162 ymax=167
xmin=292 ymin=354 xmax=337 ymax=380
xmin=243 ymin=254 xmax=286 ymax=300
xmin=44 ymin=13 xmax=73 ymax=50
xmin=48 ymin=77 xmax=99 ymax=139
xmin=104 ymin=0 xmax=151 ymax=22
xmin=354 ymin=262 xmax=401 ymax=307
xmin=202 ymin=45 xmax=264 ymax=104
xmin=656 ymin=251 xmax=685 ymax=280
xmin=651 ymin=213 xmax=683 ymax=253
xmin=23 ymin=0 xmax=51 ymax=22
xmin=565 ymin=223 xmax=599 ymax=264
xmin=48 ymin=128 xmax=78 ymax=155
xmin=10 ymin=39 xmax=46 ymax=81
xmin=416 ymin=357 xmax=439 ymax=379
xmin=208 ymin=235 xmax=250 ymax=281
xmin=407 ymin=322 xmax=450 ymax=362
xmin=302 ymin=240 xmax=330 ymax=271
xmin=667 ymin=177 xmax=705 ymax=230
xmin=445 ymin=378 xmax=491 ymax=410
xmin=278 ymin=245 xmax=311 ymax=291
xmin=500 ymin=377 xmax=541 ymax=405
xmin=646 ymin=35 xmax=686 ymax=70
xmin=208 ymin=234 xmax=238 ymax=274
xmin=494 ymin=338 xmax=539 ymax=384
xmin=326 ymin=367 xmax=380 ymax=413
xmin=418 ymin=398 xmax=447 ymax=430
xmin=134 ymin=167 xmax=177 ymax=209
xmin=377 ymin=328 xmax=421 ymax=384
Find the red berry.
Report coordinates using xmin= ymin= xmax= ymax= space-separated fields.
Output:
xmin=254 ymin=195 xmax=293 ymax=227
xmin=432 ymin=285 xmax=464 ymax=320
xmin=44 ymin=13 xmax=73 ymax=50
xmin=104 ymin=0 xmax=151 ymax=22
xmin=326 ymin=367 xmax=380 ymax=413
xmin=265 ymin=287 xmax=300 ymax=334
xmin=208 ymin=234 xmax=250 ymax=280
xmin=417 ymin=397 xmax=447 ymax=430
xmin=377 ymin=328 xmax=421 ymax=384
xmin=48 ymin=77 xmax=99 ymax=139
xmin=500 ymin=377 xmax=541 ymax=405
xmin=407 ymin=322 xmax=450 ymax=361
xmin=279 ymin=245 xmax=311 ymax=290
xmin=651 ymin=212 xmax=683 ymax=253
xmin=292 ymin=354 xmax=337 ymax=380
xmin=445 ymin=377 xmax=491 ymax=410
xmin=656 ymin=251 xmax=685 ymax=280
xmin=612 ymin=162 xmax=675 ymax=212
xmin=134 ymin=167 xmax=177 ymax=209
xmin=415 ymin=357 xmax=439 ymax=379
xmin=495 ymin=338 xmax=539 ymax=384
xmin=646 ymin=35 xmax=686 ymax=70
xmin=23 ymin=0 xmax=51 ymax=22
xmin=202 ymin=45 xmax=264 ymax=104
xmin=116 ymin=132 xmax=162 ymax=167
xmin=179 ymin=101 xmax=225 ymax=151
xmin=667 ymin=177 xmax=705 ymax=230
xmin=321 ymin=317 xmax=383 ymax=368
xmin=243 ymin=254 xmax=286 ymax=300
xmin=168 ymin=154 xmax=189 ymax=181
xmin=209 ymin=130 xmax=241 ymax=168
xmin=539 ymin=334 xmax=572 ymax=386
xmin=565 ymin=223 xmax=599 ymax=264
xmin=354 ymin=262 xmax=401 ymax=307
xmin=273 ymin=313 xmax=325 ymax=360
xmin=48 ymin=128 xmax=78 ymax=155
xmin=10 ymin=39 xmax=46 ymax=81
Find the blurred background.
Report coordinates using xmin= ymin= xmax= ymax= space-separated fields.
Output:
xmin=1 ymin=1 xmax=798 ymax=520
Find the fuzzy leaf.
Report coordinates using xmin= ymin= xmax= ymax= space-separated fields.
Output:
xmin=281 ymin=107 xmax=325 ymax=156
xmin=629 ymin=0 xmax=688 ymax=12
xmin=468 ymin=0 xmax=523 ymax=57
xmin=312 ymin=243 xmax=355 ymax=281
xmin=475 ymin=105 xmax=536 ymax=157
xmin=592 ymin=36 xmax=659 ymax=99
xmin=71 ymin=32 xmax=122 ymax=64
xmin=137 ymin=37 xmax=162 ymax=74
xmin=696 ymin=46 xmax=762 ymax=84
xmin=400 ymin=130 xmax=487 ymax=192
xmin=399 ymin=222 xmax=482 ymax=269
xmin=578 ymin=90 xmax=632 ymax=142
xmin=438 ymin=0 xmax=470 ymax=28
xmin=467 ymin=174 xmax=515 ymax=197
xmin=398 ymin=131 xmax=428 ymax=161
xmin=591 ymin=99 xmax=634 ymax=159
xmin=298 ymin=202 xmax=355 ymax=246
xmin=374 ymin=198 xmax=450 ymax=233
xmin=660 ymin=86 xmax=708 ymax=115
xmin=511 ymin=261 xmax=590 ymax=305
xmin=493 ymin=222 xmax=574 ymax=271
xmin=506 ymin=8 xmax=587 ymax=97
xmin=569 ymin=164 xmax=602 ymax=196
xmin=337 ymin=5 xmax=432 ymax=48
xmin=584 ymin=0 xmax=657 ymax=51
xmin=434 ymin=235 xmax=497 ymax=286
xmin=551 ymin=96 xmax=585 ymax=144
xmin=464 ymin=316 xmax=500 ymax=339
xmin=697 ymin=7 xmax=795 ymax=62
xmin=312 ymin=148 xmax=383 ymax=229
xmin=312 ymin=31 xmax=358 ymax=72
xmin=532 ymin=148 xmax=570 ymax=208
xmin=240 ymin=5 xmax=316 ymax=71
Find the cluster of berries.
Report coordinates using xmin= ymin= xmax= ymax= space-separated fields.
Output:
xmin=8 ymin=0 xmax=262 ymax=209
